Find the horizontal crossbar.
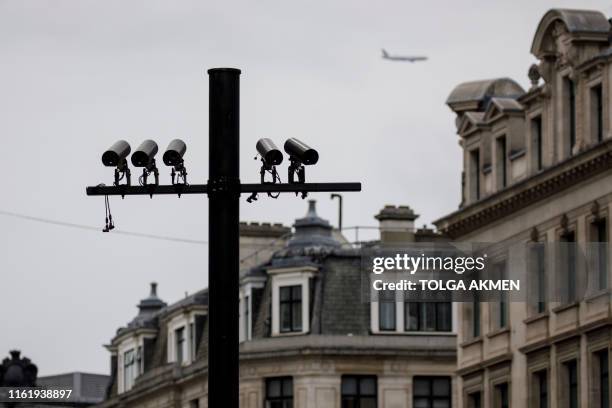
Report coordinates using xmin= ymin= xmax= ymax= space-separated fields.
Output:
xmin=85 ymin=182 xmax=361 ymax=196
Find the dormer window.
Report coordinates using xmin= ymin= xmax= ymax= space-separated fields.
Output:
xmin=175 ymin=327 xmax=185 ymax=364
xmin=469 ymin=148 xmax=481 ymax=201
xmin=270 ymin=267 xmax=315 ymax=336
xmin=280 ymin=285 xmax=302 ymax=333
xmin=496 ymin=135 xmax=508 ymax=189
xmin=123 ymin=349 xmax=136 ymax=392
xmin=565 ymin=77 xmax=577 ymax=156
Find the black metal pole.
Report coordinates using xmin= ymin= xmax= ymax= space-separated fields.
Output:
xmin=207 ymin=67 xmax=241 ymax=408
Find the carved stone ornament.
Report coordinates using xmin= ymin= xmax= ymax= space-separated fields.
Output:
xmin=528 ymin=64 xmax=541 ymax=88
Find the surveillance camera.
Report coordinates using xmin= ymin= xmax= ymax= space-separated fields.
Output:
xmin=102 ymin=140 xmax=131 ymax=167
xmin=256 ymin=138 xmax=283 ymax=166
xmin=131 ymin=140 xmax=159 ymax=167
xmin=163 ymin=139 xmax=187 ymax=166
xmin=284 ymin=138 xmax=319 ymax=165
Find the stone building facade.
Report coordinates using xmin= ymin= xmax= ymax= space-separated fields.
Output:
xmin=97 ymin=202 xmax=457 ymax=408
xmin=435 ymin=8 xmax=612 ymax=408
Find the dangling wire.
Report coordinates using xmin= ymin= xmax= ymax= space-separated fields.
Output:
xmin=103 ymin=193 xmax=115 ymax=232
xmin=265 ymin=167 xmax=281 ymax=199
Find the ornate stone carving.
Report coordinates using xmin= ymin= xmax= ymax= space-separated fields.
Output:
xmin=560 ymin=214 xmax=569 ymax=232
xmin=528 ymin=64 xmax=541 ymax=88
xmin=530 ymin=227 xmax=539 ymax=242
xmin=591 ymin=200 xmax=601 ymax=219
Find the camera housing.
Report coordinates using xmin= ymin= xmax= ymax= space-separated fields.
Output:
xmin=102 ymin=140 xmax=131 ymax=167
xmin=163 ymin=139 xmax=187 ymax=167
xmin=284 ymin=138 xmax=318 ymax=165
xmin=131 ymin=140 xmax=159 ymax=167
xmin=256 ymin=138 xmax=283 ymax=167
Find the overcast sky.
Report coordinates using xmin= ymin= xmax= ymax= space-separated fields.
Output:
xmin=1 ymin=0 xmax=610 ymax=376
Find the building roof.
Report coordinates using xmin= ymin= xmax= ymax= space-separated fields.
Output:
xmin=446 ymin=78 xmax=525 ymax=113
xmin=531 ymin=9 xmax=610 ymax=58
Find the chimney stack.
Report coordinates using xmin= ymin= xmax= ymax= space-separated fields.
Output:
xmin=375 ymin=205 xmax=419 ymax=243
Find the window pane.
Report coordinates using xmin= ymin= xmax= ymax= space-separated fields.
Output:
xmin=413 ymin=378 xmax=430 ymax=396
xmin=436 ymin=303 xmax=452 ymax=331
xmin=282 ymin=378 xmax=293 ymax=397
xmin=422 ymin=302 xmax=436 ymax=331
xmin=280 ymin=303 xmax=291 ymax=332
xmin=414 ymin=397 xmax=430 ymax=408
xmin=342 ymin=377 xmax=357 ymax=396
xmin=360 ymin=377 xmax=376 ymax=396
xmin=359 ymin=397 xmax=377 ymax=408
xmin=433 ymin=399 xmax=450 ymax=408
xmin=292 ymin=300 xmax=302 ymax=331
xmin=267 ymin=379 xmax=281 ymax=398
xmin=406 ymin=302 xmax=419 ymax=331
xmin=379 ymin=301 xmax=396 ymax=331
xmin=433 ymin=378 xmax=450 ymax=396
xmin=292 ymin=285 xmax=302 ymax=300
xmin=280 ymin=286 xmax=291 ymax=301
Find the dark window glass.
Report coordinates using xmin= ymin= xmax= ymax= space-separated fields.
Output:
xmin=379 ymin=290 xmax=396 ymax=331
xmin=470 ymin=149 xmax=481 ymax=201
xmin=567 ymin=78 xmax=576 ymax=154
xmin=280 ymin=285 xmax=302 ymax=333
xmin=265 ymin=377 xmax=293 ymax=408
xmin=496 ymin=383 xmax=509 ymax=408
xmin=404 ymin=302 xmax=451 ymax=332
xmin=592 ymin=219 xmax=609 ymax=291
xmin=342 ymin=376 xmax=377 ymax=408
xmin=497 ymin=136 xmax=507 ymax=188
xmin=535 ymin=370 xmax=547 ymax=408
xmin=472 ymin=300 xmax=481 ymax=338
xmin=175 ymin=327 xmax=185 ymax=363
xmin=468 ymin=392 xmax=481 ymax=408
xmin=561 ymin=231 xmax=577 ymax=303
xmin=494 ymin=261 xmax=508 ymax=328
xmin=565 ymin=360 xmax=578 ymax=408
xmin=532 ymin=116 xmax=543 ymax=171
xmin=600 ymin=350 xmax=609 ymax=408
xmin=413 ymin=376 xmax=451 ymax=408
xmin=244 ymin=295 xmax=250 ymax=340
xmin=594 ymin=84 xmax=604 ymax=142
xmin=530 ymin=243 xmax=547 ymax=313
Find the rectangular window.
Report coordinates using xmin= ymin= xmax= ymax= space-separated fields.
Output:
xmin=280 ymin=285 xmax=302 ymax=333
xmin=532 ymin=116 xmax=543 ymax=171
xmin=189 ymin=398 xmax=200 ymax=408
xmin=175 ymin=327 xmax=185 ymax=364
xmin=472 ymin=300 xmax=481 ymax=338
xmin=496 ymin=383 xmax=509 ymax=408
xmin=561 ymin=231 xmax=577 ymax=303
xmin=136 ymin=346 xmax=143 ymax=375
xmin=493 ymin=261 xmax=508 ymax=329
xmin=405 ymin=302 xmax=451 ymax=332
xmin=496 ymin=135 xmax=508 ymax=189
xmin=599 ymin=350 xmax=610 ymax=408
xmin=413 ymin=376 xmax=451 ymax=408
xmin=468 ymin=391 xmax=482 ymax=408
xmin=564 ymin=360 xmax=578 ymax=408
xmin=189 ymin=322 xmax=195 ymax=361
xmin=378 ymin=290 xmax=396 ymax=331
xmin=123 ymin=349 xmax=136 ymax=392
xmin=265 ymin=377 xmax=293 ymax=408
xmin=341 ymin=376 xmax=377 ymax=408
xmin=592 ymin=84 xmax=604 ymax=143
xmin=591 ymin=219 xmax=609 ymax=291
xmin=534 ymin=370 xmax=548 ymax=408
xmin=567 ymin=78 xmax=577 ymax=155
xmin=244 ymin=295 xmax=250 ymax=340
xmin=470 ymin=149 xmax=481 ymax=201
xmin=529 ymin=242 xmax=547 ymax=313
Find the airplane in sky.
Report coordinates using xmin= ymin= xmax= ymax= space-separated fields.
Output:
xmin=381 ymin=49 xmax=428 ymax=62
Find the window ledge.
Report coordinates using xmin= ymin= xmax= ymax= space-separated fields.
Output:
xmin=584 ymin=288 xmax=611 ymax=303
xmin=372 ymin=330 xmax=454 ymax=336
xmin=486 ymin=327 xmax=510 ymax=339
xmin=460 ymin=336 xmax=483 ymax=348
xmin=523 ymin=311 xmax=549 ymax=325
xmin=552 ymin=301 xmax=579 ymax=314
xmin=273 ymin=331 xmax=308 ymax=337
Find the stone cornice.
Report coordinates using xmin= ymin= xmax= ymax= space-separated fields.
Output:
xmin=434 ymin=139 xmax=612 ymax=238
